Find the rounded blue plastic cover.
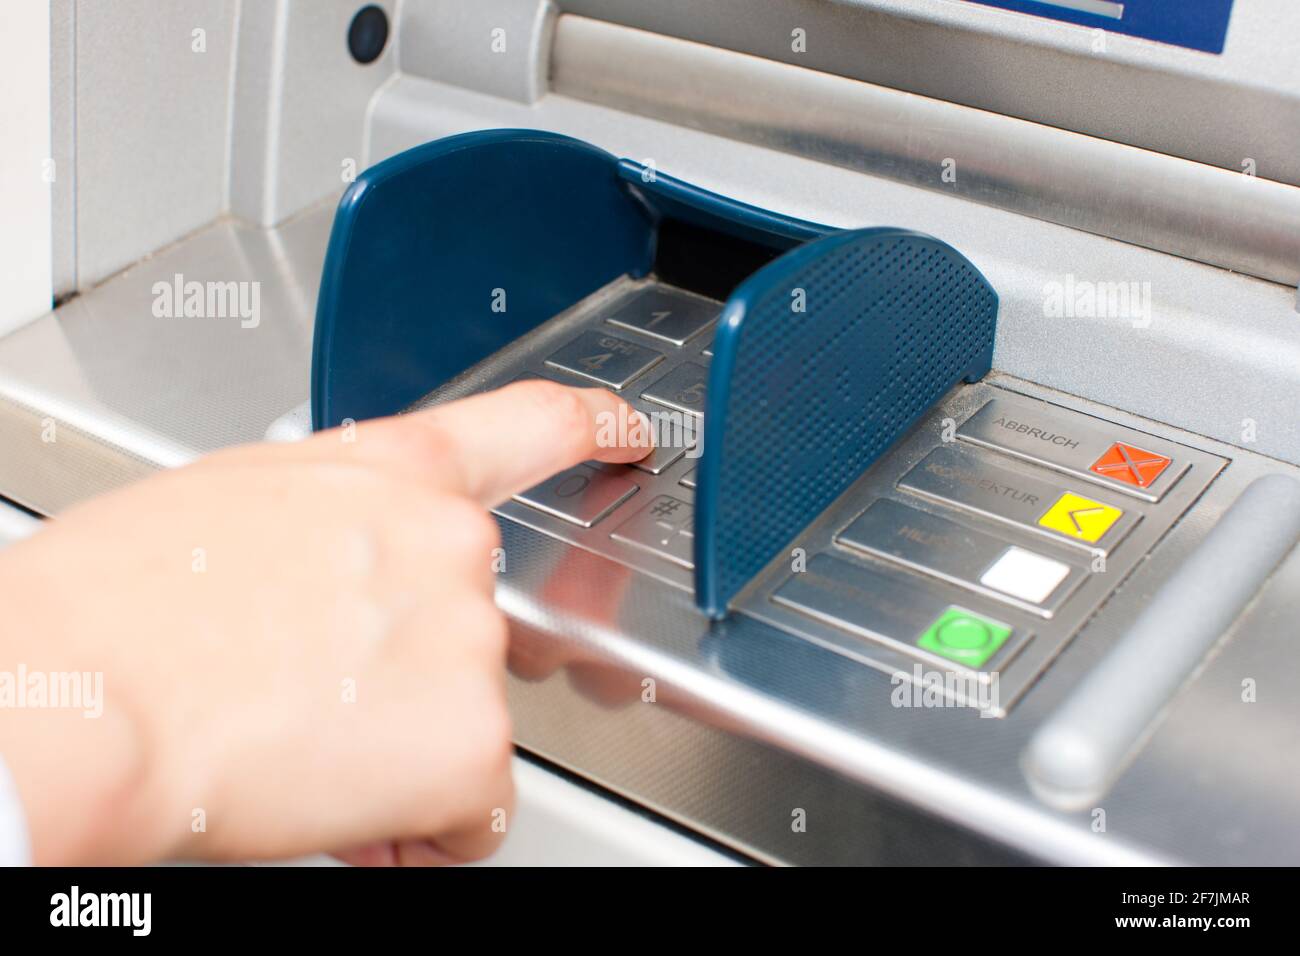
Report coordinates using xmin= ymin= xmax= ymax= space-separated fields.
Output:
xmin=310 ymin=130 xmax=998 ymax=620
xmin=694 ymin=227 xmax=998 ymax=617
xmin=312 ymin=129 xmax=656 ymax=430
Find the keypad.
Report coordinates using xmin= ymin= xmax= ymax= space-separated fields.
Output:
xmin=500 ymin=282 xmax=722 ymax=575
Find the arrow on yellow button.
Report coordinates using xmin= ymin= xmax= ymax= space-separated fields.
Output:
xmin=1038 ymin=492 xmax=1123 ymax=543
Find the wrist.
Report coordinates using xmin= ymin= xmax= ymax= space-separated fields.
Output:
xmin=0 ymin=704 xmax=155 ymax=864
xmin=0 ymin=549 xmax=178 ymax=864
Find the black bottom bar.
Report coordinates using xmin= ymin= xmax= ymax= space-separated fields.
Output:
xmin=0 ymin=865 xmax=1285 ymax=941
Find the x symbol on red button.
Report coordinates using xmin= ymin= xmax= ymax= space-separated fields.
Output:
xmin=1089 ymin=442 xmax=1171 ymax=488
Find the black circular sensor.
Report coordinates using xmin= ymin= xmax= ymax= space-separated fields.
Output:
xmin=348 ymin=5 xmax=389 ymax=65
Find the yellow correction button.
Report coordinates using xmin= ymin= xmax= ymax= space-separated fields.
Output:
xmin=1038 ymin=492 xmax=1123 ymax=543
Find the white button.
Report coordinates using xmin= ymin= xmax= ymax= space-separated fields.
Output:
xmin=979 ymin=546 xmax=1071 ymax=605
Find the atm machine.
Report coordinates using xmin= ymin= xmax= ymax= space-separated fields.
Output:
xmin=2 ymin=0 xmax=1299 ymax=865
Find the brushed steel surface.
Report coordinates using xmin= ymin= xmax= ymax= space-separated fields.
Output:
xmin=49 ymin=0 xmax=75 ymax=298
xmin=561 ymin=0 xmax=1300 ymax=186
xmin=3 ymin=230 xmax=1297 ymax=859
xmin=1025 ymin=473 xmax=1300 ymax=811
xmin=551 ymin=15 xmax=1300 ymax=286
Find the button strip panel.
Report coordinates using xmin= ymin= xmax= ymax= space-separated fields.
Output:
xmin=958 ymin=397 xmax=1189 ymax=502
xmin=899 ymin=444 xmax=1139 ymax=554
xmin=836 ymin=498 xmax=1086 ymax=618
xmin=739 ymin=384 xmax=1226 ymax=715
xmin=773 ymin=554 xmax=1027 ymax=675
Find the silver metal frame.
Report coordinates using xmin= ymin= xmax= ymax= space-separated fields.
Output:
xmin=561 ymin=0 xmax=1300 ymax=187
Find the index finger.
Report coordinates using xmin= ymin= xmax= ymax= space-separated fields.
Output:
xmin=388 ymin=381 xmax=654 ymax=507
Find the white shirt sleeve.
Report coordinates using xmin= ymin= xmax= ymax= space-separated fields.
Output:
xmin=0 ymin=755 xmax=32 ymax=866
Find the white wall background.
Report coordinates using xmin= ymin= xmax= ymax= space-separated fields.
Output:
xmin=0 ymin=0 xmax=53 ymax=336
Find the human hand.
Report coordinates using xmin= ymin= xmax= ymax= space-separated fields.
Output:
xmin=0 ymin=381 xmax=652 ymax=865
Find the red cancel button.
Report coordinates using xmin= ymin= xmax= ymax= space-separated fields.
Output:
xmin=1090 ymin=442 xmax=1172 ymax=489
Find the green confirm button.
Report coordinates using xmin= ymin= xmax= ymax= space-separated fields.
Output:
xmin=916 ymin=607 xmax=1012 ymax=669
